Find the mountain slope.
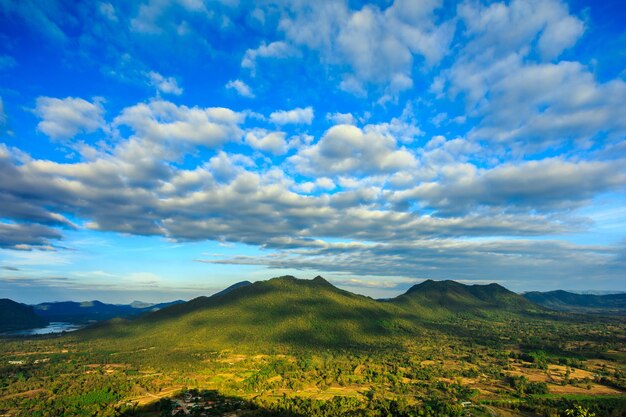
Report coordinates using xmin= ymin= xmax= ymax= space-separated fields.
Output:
xmin=391 ymin=279 xmax=541 ymax=318
xmin=0 ymin=299 xmax=49 ymax=332
xmin=82 ymin=276 xmax=414 ymax=352
xmin=524 ymin=290 xmax=626 ymax=314
xmin=33 ymin=300 xmax=183 ymax=323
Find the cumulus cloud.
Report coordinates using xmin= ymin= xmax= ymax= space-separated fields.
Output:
xmin=291 ymin=124 xmax=416 ymax=176
xmin=225 ymin=79 xmax=255 ymax=98
xmin=457 ymin=0 xmax=584 ymax=61
xmin=269 ymin=107 xmax=314 ymax=125
xmin=435 ymin=0 xmax=604 ymax=152
xmin=114 ymin=100 xmax=244 ymax=147
xmin=147 ymin=71 xmax=183 ymax=95
xmin=392 ymin=159 xmax=626 ymax=215
xmin=245 ymin=129 xmax=287 ymax=155
xmin=241 ymin=41 xmax=298 ymax=74
xmin=35 ymin=96 xmax=106 ymax=140
xmin=467 ymin=61 xmax=626 ymax=149
xmin=326 ymin=112 xmax=356 ymax=125
xmin=277 ymin=0 xmax=454 ymax=96
xmin=0 ymin=222 xmax=62 ymax=250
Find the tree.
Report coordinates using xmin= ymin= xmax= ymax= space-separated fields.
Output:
xmin=565 ymin=405 xmax=596 ymax=417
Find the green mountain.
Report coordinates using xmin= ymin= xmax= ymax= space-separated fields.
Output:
xmin=80 ymin=276 xmax=542 ymax=354
xmin=390 ymin=279 xmax=541 ymax=318
xmin=0 ymin=299 xmax=48 ymax=332
xmin=524 ymin=290 xmax=626 ymax=314
xmin=82 ymin=276 xmax=414 ymax=352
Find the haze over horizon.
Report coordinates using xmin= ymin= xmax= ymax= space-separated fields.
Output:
xmin=0 ymin=0 xmax=625 ymax=304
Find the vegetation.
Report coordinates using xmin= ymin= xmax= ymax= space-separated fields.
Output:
xmin=523 ymin=290 xmax=626 ymax=314
xmin=1 ymin=276 xmax=624 ymax=416
xmin=0 ymin=299 xmax=48 ymax=332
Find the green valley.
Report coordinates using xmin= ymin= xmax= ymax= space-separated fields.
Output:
xmin=1 ymin=276 xmax=624 ymax=416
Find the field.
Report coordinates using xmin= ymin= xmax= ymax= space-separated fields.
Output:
xmin=1 ymin=316 xmax=625 ymax=416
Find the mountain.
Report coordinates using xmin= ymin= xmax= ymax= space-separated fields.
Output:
xmin=80 ymin=276 xmax=547 ymax=355
xmin=33 ymin=299 xmax=184 ymax=323
xmin=390 ymin=279 xmax=541 ymax=318
xmin=211 ymin=280 xmax=252 ymax=297
xmin=0 ymin=299 xmax=49 ymax=332
xmin=82 ymin=275 xmax=413 ymax=352
xmin=523 ymin=290 xmax=626 ymax=314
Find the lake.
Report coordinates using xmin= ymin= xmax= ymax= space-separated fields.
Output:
xmin=1 ymin=322 xmax=85 ymax=336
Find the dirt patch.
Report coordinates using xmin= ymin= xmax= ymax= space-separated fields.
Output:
xmin=548 ymin=383 xmax=622 ymax=395
xmin=0 ymin=389 xmax=47 ymax=401
xmin=506 ymin=368 xmax=549 ymax=383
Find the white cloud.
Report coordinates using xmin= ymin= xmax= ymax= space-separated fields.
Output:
xmin=245 ymin=129 xmax=287 ymax=155
xmin=225 ymin=79 xmax=255 ymax=98
xmin=392 ymin=158 xmax=626 ymax=214
xmin=457 ymin=0 xmax=584 ymax=61
xmin=277 ymin=0 xmax=454 ymax=97
xmin=466 ymin=60 xmax=626 ymax=150
xmin=326 ymin=112 xmax=356 ymax=125
xmin=35 ymin=97 xmax=106 ymax=140
xmin=315 ymin=177 xmax=335 ymax=190
xmin=114 ymin=100 xmax=243 ymax=148
xmin=269 ymin=106 xmax=314 ymax=125
xmin=242 ymin=41 xmax=298 ymax=74
xmin=147 ymin=71 xmax=183 ymax=95
xmin=290 ymin=124 xmax=416 ymax=176
xmin=538 ymin=13 xmax=585 ymax=60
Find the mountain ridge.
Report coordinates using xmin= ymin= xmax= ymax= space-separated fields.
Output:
xmin=523 ymin=289 xmax=626 ymax=314
xmin=77 ymin=276 xmax=543 ymax=353
xmin=0 ymin=299 xmax=49 ymax=332
xmin=32 ymin=299 xmax=184 ymax=323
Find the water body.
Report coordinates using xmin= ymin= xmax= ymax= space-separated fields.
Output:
xmin=1 ymin=322 xmax=85 ymax=336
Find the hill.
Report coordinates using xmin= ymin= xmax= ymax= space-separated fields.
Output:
xmin=33 ymin=300 xmax=184 ymax=323
xmin=524 ymin=290 xmax=626 ymax=314
xmin=81 ymin=275 xmax=414 ymax=352
xmin=390 ymin=279 xmax=541 ymax=318
xmin=0 ymin=299 xmax=48 ymax=332
xmin=79 ymin=276 xmax=548 ymax=355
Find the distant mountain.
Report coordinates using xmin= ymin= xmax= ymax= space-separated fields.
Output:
xmin=33 ymin=299 xmax=184 ymax=323
xmin=81 ymin=276 xmax=546 ymax=352
xmin=0 ymin=299 xmax=49 ymax=332
xmin=211 ymin=280 xmax=252 ymax=298
xmin=523 ymin=290 xmax=626 ymax=314
xmin=390 ymin=279 xmax=541 ymax=318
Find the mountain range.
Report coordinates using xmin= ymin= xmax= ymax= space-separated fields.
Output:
xmin=32 ymin=299 xmax=184 ymax=323
xmin=77 ymin=276 xmax=545 ymax=353
xmin=2 ymin=278 xmax=624 ymax=337
xmin=523 ymin=289 xmax=626 ymax=314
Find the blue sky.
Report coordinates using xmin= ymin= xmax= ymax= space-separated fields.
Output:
xmin=0 ymin=0 xmax=625 ymax=304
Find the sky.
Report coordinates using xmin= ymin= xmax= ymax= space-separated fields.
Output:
xmin=0 ymin=0 xmax=625 ymax=304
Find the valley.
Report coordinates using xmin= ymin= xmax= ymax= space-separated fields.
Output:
xmin=1 ymin=276 xmax=624 ymax=416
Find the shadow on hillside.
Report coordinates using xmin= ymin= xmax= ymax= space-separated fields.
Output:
xmin=118 ymin=389 xmax=307 ymax=416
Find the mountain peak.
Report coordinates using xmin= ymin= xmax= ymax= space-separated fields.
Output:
xmin=312 ymin=275 xmax=332 ymax=286
xmin=395 ymin=279 xmax=536 ymax=316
